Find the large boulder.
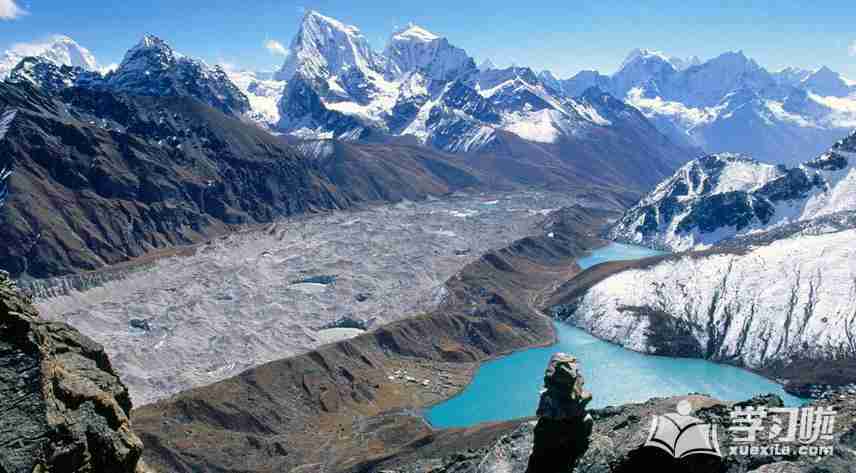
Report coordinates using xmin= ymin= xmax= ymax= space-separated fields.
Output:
xmin=525 ymin=353 xmax=593 ymax=473
xmin=0 ymin=271 xmax=146 ymax=473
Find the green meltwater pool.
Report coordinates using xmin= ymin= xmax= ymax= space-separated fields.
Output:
xmin=426 ymin=243 xmax=805 ymax=429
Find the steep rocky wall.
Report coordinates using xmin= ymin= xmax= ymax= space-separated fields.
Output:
xmin=0 ymin=271 xmax=147 ymax=472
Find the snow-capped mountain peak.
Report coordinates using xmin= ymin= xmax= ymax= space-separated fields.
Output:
xmin=383 ymin=22 xmax=475 ymax=82
xmin=0 ymin=35 xmax=98 ymax=80
xmin=800 ymin=65 xmax=853 ymax=97
xmin=106 ymin=34 xmax=250 ymax=116
xmin=117 ymin=34 xmax=178 ymax=72
xmin=773 ymin=66 xmax=813 ymax=87
xmin=276 ymin=10 xmax=382 ymax=82
xmin=478 ymin=59 xmax=496 ymax=71
xmin=618 ymin=48 xmax=702 ymax=74
xmin=391 ymin=23 xmax=439 ymax=42
xmin=617 ymin=48 xmax=675 ymax=72
xmin=45 ymin=35 xmax=98 ymax=70
xmin=611 ymin=48 xmax=678 ymax=98
xmin=670 ymin=55 xmax=701 ymax=71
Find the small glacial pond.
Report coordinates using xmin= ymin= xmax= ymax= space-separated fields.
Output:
xmin=426 ymin=243 xmax=805 ymax=429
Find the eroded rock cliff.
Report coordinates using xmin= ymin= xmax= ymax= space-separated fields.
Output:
xmin=0 ymin=271 xmax=146 ymax=472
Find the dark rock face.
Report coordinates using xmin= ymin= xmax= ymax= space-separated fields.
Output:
xmin=0 ymin=271 xmax=144 ymax=472
xmin=0 ymin=81 xmax=346 ymax=279
xmin=106 ymin=35 xmax=250 ymax=117
xmin=319 ymin=315 xmax=368 ymax=331
xmin=803 ymin=152 xmax=848 ymax=171
xmin=0 ymin=80 xmax=485 ymax=280
xmin=277 ymin=74 xmax=369 ymax=139
xmin=675 ymin=190 xmax=775 ymax=233
xmin=525 ymin=353 xmax=593 ymax=473
xmin=8 ymin=57 xmax=103 ymax=95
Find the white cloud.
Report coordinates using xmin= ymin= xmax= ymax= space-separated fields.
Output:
xmin=849 ymin=40 xmax=856 ymax=57
xmin=0 ymin=0 xmax=26 ymax=20
xmin=8 ymin=38 xmax=53 ymax=56
xmin=264 ymin=39 xmax=289 ymax=57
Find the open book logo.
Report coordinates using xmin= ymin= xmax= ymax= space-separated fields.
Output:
xmin=644 ymin=400 xmax=722 ymax=459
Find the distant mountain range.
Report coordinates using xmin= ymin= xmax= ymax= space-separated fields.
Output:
xmin=2 ymin=14 xmax=854 ymax=169
xmin=554 ymin=48 xmax=856 ymax=165
xmin=236 ymin=12 xmax=854 ymax=165
xmin=232 ymin=12 xmax=693 ymax=159
xmin=0 ymin=29 xmax=679 ymax=279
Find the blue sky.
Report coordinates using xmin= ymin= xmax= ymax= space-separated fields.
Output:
xmin=1 ymin=0 xmax=855 ymax=78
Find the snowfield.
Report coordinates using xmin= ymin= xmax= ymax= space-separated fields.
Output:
xmin=559 ymin=227 xmax=856 ymax=370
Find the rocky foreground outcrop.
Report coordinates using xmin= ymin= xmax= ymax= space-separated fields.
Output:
xmin=394 ymin=373 xmax=856 ymax=472
xmin=0 ymin=272 xmax=147 ymax=472
xmin=525 ymin=353 xmax=592 ymax=473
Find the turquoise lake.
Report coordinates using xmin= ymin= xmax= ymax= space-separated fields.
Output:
xmin=426 ymin=242 xmax=805 ymax=429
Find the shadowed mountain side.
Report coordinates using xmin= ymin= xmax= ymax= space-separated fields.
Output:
xmin=1 ymin=78 xmax=658 ymax=281
xmin=132 ymin=206 xmax=615 ymax=473
xmin=0 ymin=82 xmax=495 ymax=280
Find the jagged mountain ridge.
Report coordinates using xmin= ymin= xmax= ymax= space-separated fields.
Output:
xmin=6 ymin=35 xmax=251 ymax=117
xmin=264 ymin=9 xmax=695 ymax=173
xmin=105 ymin=35 xmax=250 ymax=116
xmin=553 ymin=48 xmax=856 ymax=164
xmin=607 ymin=130 xmax=856 ymax=251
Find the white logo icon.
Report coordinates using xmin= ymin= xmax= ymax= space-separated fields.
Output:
xmin=644 ymin=400 xmax=722 ymax=459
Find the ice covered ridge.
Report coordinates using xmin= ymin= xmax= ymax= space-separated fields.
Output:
xmin=608 ymin=131 xmax=856 ymax=251
xmin=558 ymin=226 xmax=856 ymax=371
